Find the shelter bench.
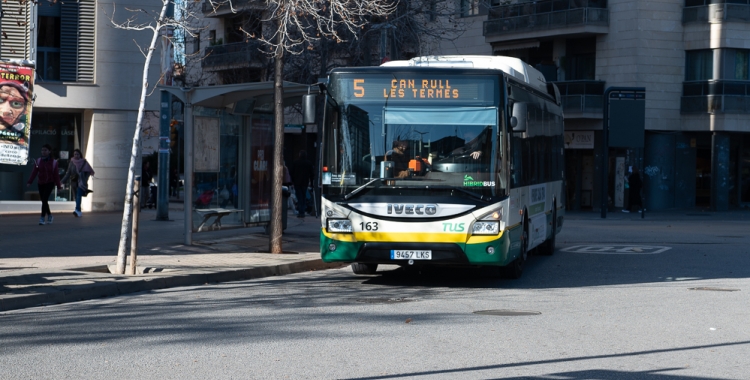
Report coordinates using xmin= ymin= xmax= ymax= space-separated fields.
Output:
xmin=195 ymin=208 xmax=243 ymax=231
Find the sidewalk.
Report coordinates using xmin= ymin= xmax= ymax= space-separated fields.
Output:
xmin=2 ymin=204 xmax=749 ymax=312
xmin=0 ymin=205 xmax=337 ymax=312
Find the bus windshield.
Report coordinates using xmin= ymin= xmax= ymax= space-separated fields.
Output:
xmin=321 ymin=72 xmax=504 ymax=200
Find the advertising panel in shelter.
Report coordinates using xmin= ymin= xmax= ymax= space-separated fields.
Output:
xmin=249 ymin=115 xmax=273 ymax=223
xmin=0 ymin=61 xmax=34 ymax=165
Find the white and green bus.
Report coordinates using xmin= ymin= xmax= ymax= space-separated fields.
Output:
xmin=312 ymin=55 xmax=565 ymax=278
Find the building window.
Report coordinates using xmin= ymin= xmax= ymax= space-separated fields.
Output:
xmin=686 ymin=50 xmax=713 ymax=81
xmin=33 ymin=0 xmax=95 ymax=83
xmin=728 ymin=49 xmax=749 ymax=80
xmin=193 ymin=32 xmax=201 ymax=54
xmin=460 ymin=0 xmax=483 ymax=17
xmin=565 ymin=38 xmax=596 ymax=80
xmin=37 ymin=16 xmax=61 ymax=81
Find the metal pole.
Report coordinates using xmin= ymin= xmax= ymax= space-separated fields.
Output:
xmin=184 ymin=93 xmax=194 ymax=245
xmin=601 ymin=90 xmax=610 ymax=219
xmin=130 ymin=176 xmax=141 ymax=275
xmin=157 ymin=90 xmax=171 ymax=220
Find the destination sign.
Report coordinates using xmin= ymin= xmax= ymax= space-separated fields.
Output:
xmin=333 ymin=74 xmax=497 ymax=104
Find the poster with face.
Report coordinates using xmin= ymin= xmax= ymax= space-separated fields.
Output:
xmin=0 ymin=62 xmax=34 ymax=165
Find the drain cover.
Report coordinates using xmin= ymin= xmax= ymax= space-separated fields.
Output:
xmin=689 ymin=287 xmax=740 ymax=292
xmin=473 ymin=310 xmax=541 ymax=316
xmin=355 ymin=297 xmax=415 ymax=304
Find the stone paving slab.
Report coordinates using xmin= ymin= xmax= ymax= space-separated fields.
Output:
xmin=0 ymin=209 xmax=336 ymax=312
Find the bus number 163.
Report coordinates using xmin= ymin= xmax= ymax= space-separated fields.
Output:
xmin=359 ymin=222 xmax=379 ymax=231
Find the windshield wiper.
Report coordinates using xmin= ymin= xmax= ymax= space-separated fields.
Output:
xmin=344 ymin=178 xmax=383 ymax=200
xmin=453 ymin=188 xmax=491 ymax=203
xmin=430 ymin=186 xmax=490 ymax=203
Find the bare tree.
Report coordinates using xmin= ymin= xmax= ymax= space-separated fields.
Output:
xmin=107 ymin=0 xmax=204 ymax=274
xmin=242 ymin=0 xmax=398 ymax=253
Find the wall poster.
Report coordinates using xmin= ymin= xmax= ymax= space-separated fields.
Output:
xmin=194 ymin=116 xmax=220 ymax=172
xmin=0 ymin=61 xmax=35 ymax=165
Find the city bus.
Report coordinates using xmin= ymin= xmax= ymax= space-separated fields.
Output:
xmin=310 ymin=55 xmax=564 ymax=279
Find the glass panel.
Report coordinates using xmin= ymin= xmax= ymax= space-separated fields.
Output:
xmin=37 ymin=16 xmax=61 ymax=48
xmin=38 ymin=51 xmax=60 ymax=81
xmin=741 ymin=135 xmax=750 ymax=203
xmin=191 ymin=108 xmax=243 ymax=230
xmin=686 ymin=50 xmax=713 ymax=81
xmin=734 ymin=50 xmax=749 ymax=80
xmin=0 ymin=112 xmax=81 ymax=201
xmin=323 ymin=104 xmax=500 ymax=195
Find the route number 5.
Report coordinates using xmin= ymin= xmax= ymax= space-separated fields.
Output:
xmin=354 ymin=79 xmax=365 ymax=98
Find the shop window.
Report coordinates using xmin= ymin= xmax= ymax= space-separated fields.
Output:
xmin=0 ymin=112 xmax=82 ymax=201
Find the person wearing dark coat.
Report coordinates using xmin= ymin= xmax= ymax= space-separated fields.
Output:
xmin=290 ymin=150 xmax=315 ymax=218
xmin=26 ymin=144 xmax=63 ymax=225
xmin=624 ymin=167 xmax=643 ymax=213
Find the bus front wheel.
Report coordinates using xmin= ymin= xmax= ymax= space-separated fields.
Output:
xmin=351 ymin=263 xmax=378 ymax=275
xmin=537 ymin=206 xmax=557 ymax=256
xmin=503 ymin=220 xmax=527 ymax=279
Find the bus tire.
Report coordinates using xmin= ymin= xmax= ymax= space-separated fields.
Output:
xmin=351 ymin=262 xmax=378 ymax=275
xmin=537 ymin=206 xmax=556 ymax=256
xmin=503 ymin=218 xmax=527 ymax=279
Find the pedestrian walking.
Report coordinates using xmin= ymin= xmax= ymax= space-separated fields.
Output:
xmin=26 ymin=144 xmax=62 ymax=225
xmin=141 ymin=161 xmax=153 ymax=209
xmin=290 ymin=150 xmax=314 ymax=219
xmin=170 ymin=167 xmax=179 ymax=197
xmin=60 ymin=149 xmax=95 ymax=217
xmin=623 ymin=167 xmax=644 ymax=213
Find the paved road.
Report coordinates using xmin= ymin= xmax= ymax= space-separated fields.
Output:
xmin=1 ymin=214 xmax=748 ymax=379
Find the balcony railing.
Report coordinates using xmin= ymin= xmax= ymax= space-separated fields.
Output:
xmin=484 ymin=0 xmax=608 ymax=37
xmin=202 ymin=0 xmax=265 ymax=15
xmin=202 ymin=41 xmax=265 ymax=70
xmin=683 ymin=3 xmax=750 ymax=23
xmin=553 ymin=80 xmax=605 ymax=116
xmin=681 ymin=80 xmax=750 ymax=114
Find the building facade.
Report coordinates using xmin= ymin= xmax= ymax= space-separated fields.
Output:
xmin=440 ymin=0 xmax=750 ymax=211
xmin=164 ymin=0 xmax=750 ymax=213
xmin=0 ymin=0 xmax=161 ymax=214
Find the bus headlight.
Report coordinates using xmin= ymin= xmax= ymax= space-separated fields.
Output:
xmin=472 ymin=221 xmax=499 ymax=235
xmin=327 ymin=219 xmax=353 ymax=233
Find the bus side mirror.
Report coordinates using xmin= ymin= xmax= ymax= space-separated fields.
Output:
xmin=511 ymin=102 xmax=527 ymax=132
xmin=302 ymin=94 xmax=316 ymax=126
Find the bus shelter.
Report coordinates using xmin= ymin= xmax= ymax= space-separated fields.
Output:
xmin=158 ymin=82 xmax=309 ymax=244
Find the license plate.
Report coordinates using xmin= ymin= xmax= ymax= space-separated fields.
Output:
xmin=390 ymin=250 xmax=432 ymax=260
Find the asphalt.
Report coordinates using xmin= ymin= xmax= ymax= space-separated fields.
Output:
xmin=1 ymin=201 xmax=749 ymax=312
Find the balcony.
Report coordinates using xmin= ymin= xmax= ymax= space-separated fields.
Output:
xmin=484 ymin=0 xmax=608 ymax=41
xmin=202 ymin=41 xmax=266 ymax=71
xmin=684 ymin=0 xmax=750 ymax=24
xmin=554 ymin=80 xmax=605 ymax=118
xmin=681 ymin=80 xmax=750 ymax=114
xmin=202 ymin=0 xmax=265 ymax=16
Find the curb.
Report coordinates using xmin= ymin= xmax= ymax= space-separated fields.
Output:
xmin=0 ymin=259 xmax=346 ymax=313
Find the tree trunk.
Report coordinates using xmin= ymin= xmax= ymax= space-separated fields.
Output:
xmin=115 ymin=3 xmax=169 ymax=274
xmin=269 ymin=48 xmax=284 ymax=254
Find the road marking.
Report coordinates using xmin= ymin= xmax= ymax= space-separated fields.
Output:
xmin=561 ymin=245 xmax=672 ymax=254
